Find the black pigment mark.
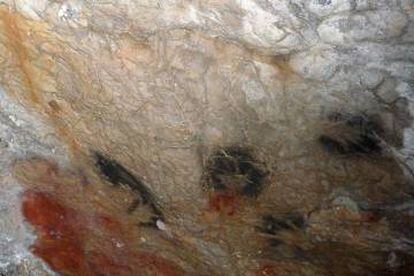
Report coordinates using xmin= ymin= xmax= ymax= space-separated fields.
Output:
xmin=319 ymin=112 xmax=383 ymax=155
xmin=257 ymin=213 xmax=306 ymax=248
xmin=204 ymin=146 xmax=267 ymax=197
xmin=93 ymin=151 xmax=164 ymax=222
xmin=319 ymin=134 xmax=382 ymax=155
xmin=259 ymin=213 xmax=305 ymax=236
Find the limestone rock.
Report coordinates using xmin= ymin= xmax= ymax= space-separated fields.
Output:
xmin=0 ymin=0 xmax=413 ymax=275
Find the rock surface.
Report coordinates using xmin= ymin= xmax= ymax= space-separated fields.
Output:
xmin=0 ymin=0 xmax=413 ymax=275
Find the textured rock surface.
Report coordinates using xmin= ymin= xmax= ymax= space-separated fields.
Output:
xmin=0 ymin=0 xmax=413 ymax=275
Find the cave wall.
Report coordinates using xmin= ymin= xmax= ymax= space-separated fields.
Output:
xmin=0 ymin=1 xmax=414 ymax=275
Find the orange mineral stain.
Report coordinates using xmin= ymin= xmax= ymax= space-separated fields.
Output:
xmin=0 ymin=9 xmax=41 ymax=105
xmin=0 ymin=8 xmax=81 ymax=155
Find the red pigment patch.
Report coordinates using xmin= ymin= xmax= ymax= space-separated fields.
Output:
xmin=254 ymin=263 xmax=297 ymax=276
xmin=22 ymin=190 xmax=184 ymax=276
xmin=88 ymin=251 xmax=133 ymax=275
xmin=256 ymin=264 xmax=280 ymax=276
xmin=96 ymin=214 xmax=122 ymax=233
xmin=135 ymin=252 xmax=185 ymax=276
xmin=360 ymin=211 xmax=382 ymax=223
xmin=208 ymin=192 xmax=238 ymax=216
xmin=22 ymin=191 xmax=87 ymax=274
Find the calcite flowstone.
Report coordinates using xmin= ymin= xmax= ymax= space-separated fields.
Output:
xmin=0 ymin=0 xmax=413 ymax=275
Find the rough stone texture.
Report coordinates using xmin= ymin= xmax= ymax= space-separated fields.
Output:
xmin=0 ymin=0 xmax=413 ymax=275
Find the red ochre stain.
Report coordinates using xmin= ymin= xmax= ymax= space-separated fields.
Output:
xmin=134 ymin=252 xmax=185 ymax=276
xmin=360 ymin=211 xmax=382 ymax=223
xmin=96 ymin=214 xmax=122 ymax=233
xmin=22 ymin=190 xmax=184 ymax=276
xmin=208 ymin=191 xmax=238 ymax=216
xmin=22 ymin=191 xmax=89 ymax=273
xmin=256 ymin=264 xmax=280 ymax=276
xmin=254 ymin=263 xmax=298 ymax=276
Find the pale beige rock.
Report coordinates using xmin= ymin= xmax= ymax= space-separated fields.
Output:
xmin=0 ymin=0 xmax=413 ymax=275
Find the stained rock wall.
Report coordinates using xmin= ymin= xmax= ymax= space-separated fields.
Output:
xmin=0 ymin=0 xmax=414 ymax=275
